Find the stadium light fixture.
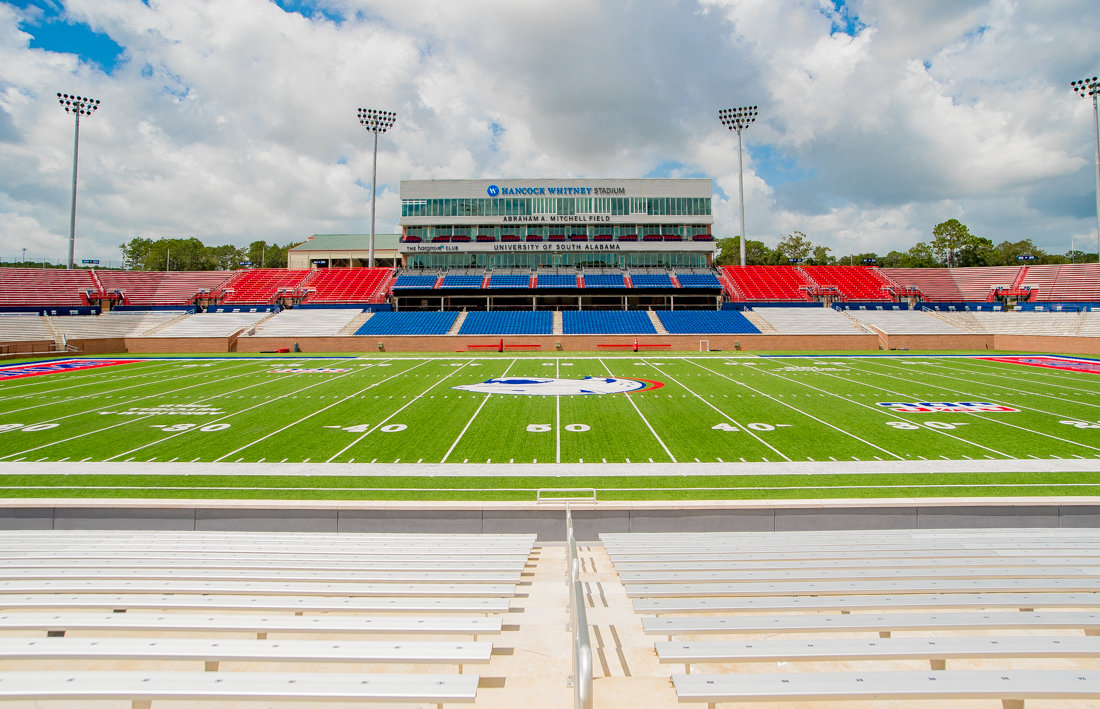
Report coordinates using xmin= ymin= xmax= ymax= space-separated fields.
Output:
xmin=57 ymin=93 xmax=100 ymax=270
xmin=1072 ymin=77 xmax=1100 ymax=262
xmin=357 ymin=108 xmax=397 ymax=268
xmin=719 ymin=106 xmax=758 ymax=267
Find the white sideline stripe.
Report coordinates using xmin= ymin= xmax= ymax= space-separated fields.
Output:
xmin=0 ymin=593 xmax=511 ymax=613
xmin=599 ymin=358 xmax=676 ymax=462
xmin=747 ymin=361 xmax=1014 ymax=459
xmin=441 ymin=359 xmax=515 ymax=464
xmin=213 ymin=359 xmax=416 ymax=462
xmin=326 ymin=361 xmax=474 ymax=463
xmin=0 ymin=671 xmax=480 ymax=702
xmin=844 ymin=360 xmax=1100 ymax=454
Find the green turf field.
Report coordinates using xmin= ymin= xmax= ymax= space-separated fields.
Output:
xmin=1 ymin=352 xmax=1100 ymax=500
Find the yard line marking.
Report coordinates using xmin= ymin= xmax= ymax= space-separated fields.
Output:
xmin=556 ymin=358 xmax=561 ymax=465
xmin=647 ymin=360 xmax=790 ymax=462
xmin=0 ymin=359 xmax=181 ymax=400
xmin=441 ymin=359 xmax=515 ymax=464
xmin=959 ymin=357 xmax=1100 ymax=389
xmin=325 ymin=361 xmax=474 ymax=463
xmin=743 ymin=359 xmax=1013 ymax=458
xmin=213 ymin=360 xmax=420 ymax=462
xmin=692 ymin=359 xmax=901 ymax=460
xmin=920 ymin=359 xmax=1100 ymax=407
xmin=599 ymin=358 xmax=676 ymax=463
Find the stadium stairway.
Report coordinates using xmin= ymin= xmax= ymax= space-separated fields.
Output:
xmin=741 ymin=310 xmax=777 ymax=334
xmin=337 ymin=311 xmax=373 ymax=335
xmin=552 ymin=311 xmax=563 ymax=335
xmin=448 ymin=311 xmax=468 ymax=335
xmin=647 ymin=311 xmax=669 ymax=334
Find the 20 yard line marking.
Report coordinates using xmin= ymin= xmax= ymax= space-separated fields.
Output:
xmin=599 ymin=358 xmax=676 ymax=463
xmin=440 ymin=359 xmax=516 ymax=464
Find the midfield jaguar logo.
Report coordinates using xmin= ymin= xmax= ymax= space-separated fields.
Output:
xmin=877 ymin=402 xmax=1019 ymax=413
xmin=453 ymin=377 xmax=663 ymax=396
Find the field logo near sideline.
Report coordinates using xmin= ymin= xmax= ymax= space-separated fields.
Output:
xmin=978 ymin=355 xmax=1100 ymax=375
xmin=453 ymin=377 xmax=663 ymax=396
xmin=877 ymin=402 xmax=1019 ymax=413
xmin=0 ymin=358 xmax=142 ymax=381
xmin=269 ymin=368 xmax=351 ymax=374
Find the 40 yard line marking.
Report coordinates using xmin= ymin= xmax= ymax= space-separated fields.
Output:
xmin=600 ymin=358 xmax=676 ymax=463
xmin=440 ymin=359 xmax=516 ymax=464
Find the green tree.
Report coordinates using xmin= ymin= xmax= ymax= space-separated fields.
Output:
xmin=906 ymin=241 xmax=940 ymax=268
xmin=777 ymin=231 xmax=813 ymax=262
xmin=714 ymin=236 xmax=778 ymax=266
xmin=878 ymin=250 xmax=909 ymax=268
xmin=1066 ymin=250 xmax=1099 ymax=264
xmin=930 ymin=219 xmax=974 ymax=268
xmin=809 ymin=245 xmax=835 ymax=265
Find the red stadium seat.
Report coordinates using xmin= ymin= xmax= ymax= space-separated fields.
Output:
xmin=300 ymin=268 xmax=394 ymax=305
xmin=217 ymin=269 xmax=311 ymax=304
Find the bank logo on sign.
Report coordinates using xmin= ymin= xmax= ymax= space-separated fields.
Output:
xmin=486 ymin=184 xmax=500 ymax=196
xmin=877 ymin=402 xmax=1019 ymax=413
xmin=453 ymin=377 xmax=662 ymax=396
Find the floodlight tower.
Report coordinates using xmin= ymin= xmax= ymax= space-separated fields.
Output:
xmin=1072 ymin=78 xmax=1100 ymax=262
xmin=57 ymin=93 xmax=100 ymax=269
xmin=357 ymin=108 xmax=397 ymax=268
xmin=719 ymin=106 xmax=758 ymax=267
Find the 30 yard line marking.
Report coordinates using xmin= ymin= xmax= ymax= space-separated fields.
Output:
xmin=645 ymin=360 xmax=790 ymax=462
xmin=600 ymin=358 xmax=676 ymax=463
xmin=325 ymin=361 xmax=475 ymax=463
xmin=441 ymin=359 xmax=515 ymax=464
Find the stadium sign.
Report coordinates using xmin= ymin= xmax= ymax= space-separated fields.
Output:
xmin=453 ymin=377 xmax=663 ymax=396
xmin=877 ymin=402 xmax=1019 ymax=413
xmin=0 ymin=358 xmax=141 ymax=381
xmin=487 ymin=185 xmax=627 ymax=196
xmin=401 ymin=241 xmax=713 ymax=254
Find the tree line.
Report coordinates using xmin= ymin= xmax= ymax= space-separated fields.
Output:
xmin=714 ymin=220 xmax=1098 ymax=268
xmin=119 ymin=238 xmax=301 ymax=271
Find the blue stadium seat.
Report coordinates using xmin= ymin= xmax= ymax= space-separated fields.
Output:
xmin=355 ymin=311 xmax=458 ymax=336
xmin=562 ymin=311 xmax=657 ymax=334
xmin=676 ymin=273 xmax=722 ymax=289
xmin=584 ymin=274 xmax=626 ymax=289
xmin=488 ymin=275 xmax=531 ymax=289
xmin=536 ymin=274 xmax=578 ymax=288
xmin=631 ymin=274 xmax=673 ymax=288
xmin=439 ymin=275 xmax=483 ymax=289
xmin=657 ymin=310 xmax=761 ymax=334
xmin=392 ymin=275 xmax=438 ymax=290
xmin=458 ymin=311 xmax=553 ymax=335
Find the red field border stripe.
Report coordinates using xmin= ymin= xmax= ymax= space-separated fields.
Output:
xmin=977 ymin=356 xmax=1100 ymax=376
xmin=0 ymin=359 xmax=143 ymax=382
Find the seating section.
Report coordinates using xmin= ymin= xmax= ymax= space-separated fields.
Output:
xmin=1047 ymin=264 xmax=1100 ymax=301
xmin=355 ymin=311 xmax=458 ymax=336
xmin=563 ymin=310 xmax=656 ymax=334
xmin=675 ymin=273 xmax=722 ymax=289
xmin=968 ymin=311 xmax=1082 ymax=336
xmin=392 ymin=275 xmax=438 ymax=290
xmin=458 ymin=311 xmax=552 ymax=335
xmin=0 ymin=315 xmax=54 ymax=342
xmin=751 ymin=307 xmax=861 ymax=334
xmin=719 ymin=266 xmax=812 ymax=301
xmin=583 ymin=273 xmax=626 ymax=289
xmin=630 ymin=273 xmax=673 ymax=289
xmin=604 ymin=528 xmax=1100 ymax=708
xmin=879 ymin=268 xmax=964 ymax=301
xmin=98 ymin=271 xmax=234 ymax=306
xmin=657 ymin=310 xmax=760 ymax=334
xmin=218 ymin=269 xmax=311 ymax=304
xmin=300 ymin=268 xmax=391 ymax=304
xmin=488 ymin=274 xmax=531 ymax=289
xmin=948 ymin=266 xmax=1021 ymax=301
xmin=247 ymin=309 xmax=363 ymax=337
xmin=0 ymin=268 xmax=96 ymax=307
xmin=845 ymin=309 xmax=969 ymax=334
xmin=804 ymin=266 xmax=893 ymax=300
xmin=439 ymin=275 xmax=483 ymax=289
xmin=54 ymin=311 xmax=189 ymax=339
xmin=536 ymin=274 xmax=578 ymax=289
xmin=149 ymin=312 xmax=270 ymax=338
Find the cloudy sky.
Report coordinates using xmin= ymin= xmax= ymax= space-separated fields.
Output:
xmin=1 ymin=0 xmax=1099 ymax=264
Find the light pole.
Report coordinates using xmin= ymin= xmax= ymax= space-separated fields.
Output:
xmin=57 ymin=93 xmax=100 ymax=269
xmin=1072 ymin=77 xmax=1100 ymax=263
xmin=357 ymin=108 xmax=397 ymax=268
xmin=719 ymin=106 xmax=758 ymax=267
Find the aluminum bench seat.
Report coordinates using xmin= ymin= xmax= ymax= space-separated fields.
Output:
xmin=644 ymin=611 xmax=1100 ymax=636
xmin=0 ymin=556 xmax=530 ymax=571
xmin=0 ymin=568 xmax=522 ymax=583
xmin=0 ymin=612 xmax=503 ymax=636
xmin=0 ymin=543 xmax=535 ymax=556
xmin=658 ymin=635 xmax=1100 ymax=666
xmin=604 ymin=542 xmax=1100 ymax=554
xmin=0 ymin=593 xmax=511 ymax=613
xmin=0 ymin=579 xmax=516 ymax=597
xmin=634 ymin=592 xmax=1100 ymax=614
xmin=674 ymin=669 xmax=1100 ymax=706
xmin=619 ymin=566 xmax=1100 ymax=583
xmin=625 ymin=578 xmax=1100 ymax=598
xmin=614 ymin=556 xmax=1100 ymax=571
xmin=0 ymin=670 xmax=478 ymax=705
xmin=607 ymin=549 xmax=1100 ymax=563
xmin=0 ymin=636 xmax=492 ymax=667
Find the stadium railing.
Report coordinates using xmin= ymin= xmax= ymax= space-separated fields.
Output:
xmin=565 ymin=505 xmax=593 ymax=709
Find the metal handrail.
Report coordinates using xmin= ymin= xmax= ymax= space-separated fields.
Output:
xmin=565 ymin=504 xmax=592 ymax=709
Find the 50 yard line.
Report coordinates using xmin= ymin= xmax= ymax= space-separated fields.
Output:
xmin=440 ymin=359 xmax=515 ymax=464
xmin=599 ymin=358 xmax=676 ymax=463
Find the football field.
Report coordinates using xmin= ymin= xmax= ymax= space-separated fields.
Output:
xmin=2 ymin=352 xmax=1100 ymax=500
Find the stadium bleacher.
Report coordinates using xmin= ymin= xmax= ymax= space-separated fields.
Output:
xmin=0 ymin=314 xmax=55 ymax=342
xmin=968 ymin=310 xmax=1082 ymax=336
xmin=355 ymin=311 xmax=458 ymax=336
xmin=656 ymin=310 xmax=760 ymax=334
xmin=675 ymin=272 xmax=722 ymax=289
xmin=439 ymin=275 xmax=484 ymax=289
xmin=299 ymin=268 xmax=391 ymax=304
xmin=845 ymin=309 xmax=969 ymax=334
xmin=149 ymin=312 xmax=269 ymax=338
xmin=719 ymin=266 xmax=812 ymax=301
xmin=98 ymin=271 xmax=234 ymax=306
xmin=536 ymin=274 xmax=577 ymax=289
xmin=247 ymin=309 xmax=363 ymax=337
xmin=488 ymin=274 xmax=531 ymax=289
xmin=563 ymin=310 xmax=656 ymax=334
xmin=54 ymin=311 xmax=190 ymax=339
xmin=949 ymin=266 xmax=1022 ymax=302
xmin=804 ymin=266 xmax=893 ymax=300
xmin=583 ymin=273 xmax=626 ymax=289
xmin=458 ymin=311 xmax=552 ymax=335
xmin=391 ymin=274 xmax=438 ymax=290
xmin=751 ymin=306 xmax=862 ymax=334
xmin=879 ymin=267 xmax=964 ymax=301
xmin=1048 ymin=263 xmax=1100 ymax=301
xmin=0 ymin=268 xmax=96 ymax=307
xmin=630 ymin=273 xmax=674 ymax=289
xmin=218 ymin=269 xmax=310 ymax=304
